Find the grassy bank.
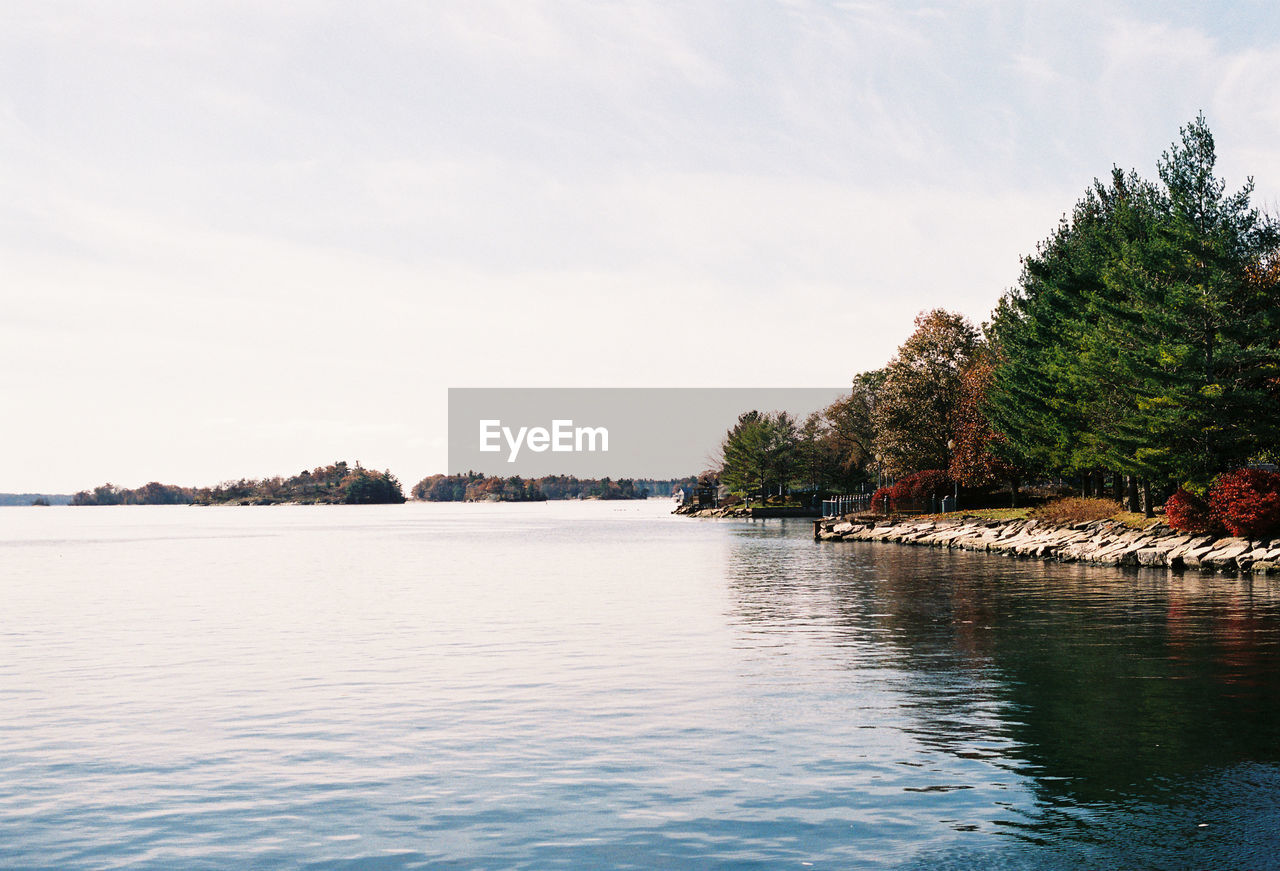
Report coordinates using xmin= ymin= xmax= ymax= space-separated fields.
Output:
xmin=863 ymin=505 xmax=1162 ymax=530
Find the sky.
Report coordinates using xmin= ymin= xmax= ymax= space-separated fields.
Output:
xmin=5 ymin=1 xmax=1280 ymax=492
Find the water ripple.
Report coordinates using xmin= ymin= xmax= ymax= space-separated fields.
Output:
xmin=3 ymin=503 xmax=1280 ymax=867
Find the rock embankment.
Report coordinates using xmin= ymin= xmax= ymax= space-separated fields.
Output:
xmin=674 ymin=504 xmax=750 ymax=519
xmin=816 ymin=515 xmax=1280 ymax=574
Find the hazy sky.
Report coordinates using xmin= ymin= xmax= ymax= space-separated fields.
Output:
xmin=6 ymin=1 xmax=1280 ymax=492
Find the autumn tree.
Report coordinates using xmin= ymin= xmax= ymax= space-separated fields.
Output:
xmin=823 ymin=369 xmax=884 ymax=481
xmin=950 ymin=353 xmax=1027 ymax=505
xmin=871 ymin=309 xmax=978 ymax=478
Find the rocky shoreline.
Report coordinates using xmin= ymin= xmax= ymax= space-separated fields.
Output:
xmin=815 ymin=515 xmax=1280 ymax=574
xmin=675 ymin=504 xmax=750 ymax=519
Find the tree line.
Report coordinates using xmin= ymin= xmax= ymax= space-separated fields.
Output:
xmin=194 ymin=462 xmax=405 ymax=505
xmin=411 ymin=473 xmax=665 ymax=502
xmin=72 ymin=482 xmax=196 ymax=505
xmin=720 ymin=116 xmax=1280 ymax=513
xmin=66 ymin=468 xmax=688 ymax=507
xmin=72 ymin=462 xmax=406 ymax=506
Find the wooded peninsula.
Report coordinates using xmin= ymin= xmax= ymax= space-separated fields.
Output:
xmin=711 ymin=117 xmax=1280 ymax=539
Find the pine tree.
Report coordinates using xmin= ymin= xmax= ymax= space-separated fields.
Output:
xmin=1085 ymin=116 xmax=1280 ymax=486
xmin=986 ymin=199 xmax=1109 ymax=478
xmin=987 ymin=116 xmax=1280 ymax=490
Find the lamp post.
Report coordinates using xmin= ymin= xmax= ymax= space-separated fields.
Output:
xmin=946 ymin=439 xmax=958 ymax=509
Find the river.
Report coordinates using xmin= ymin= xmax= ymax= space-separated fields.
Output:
xmin=2 ymin=500 xmax=1278 ymax=868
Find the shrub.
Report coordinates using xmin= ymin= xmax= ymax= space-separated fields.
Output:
xmin=868 ymin=471 xmax=953 ymax=514
xmin=1031 ymin=496 xmax=1119 ymax=526
xmin=1164 ymin=487 xmax=1222 ymax=535
xmin=1207 ymin=468 xmax=1280 ymax=538
xmin=889 ymin=470 xmax=952 ymax=502
xmin=870 ymin=487 xmax=893 ymax=514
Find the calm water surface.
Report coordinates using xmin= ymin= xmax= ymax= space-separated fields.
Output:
xmin=3 ymin=500 xmax=1280 ymax=868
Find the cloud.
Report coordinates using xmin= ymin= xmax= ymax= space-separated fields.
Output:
xmin=6 ymin=1 xmax=1280 ymax=490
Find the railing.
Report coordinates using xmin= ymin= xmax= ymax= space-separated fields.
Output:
xmin=883 ymin=494 xmax=958 ymax=515
xmin=823 ymin=494 xmax=958 ymax=517
xmin=822 ymin=494 xmax=872 ymax=517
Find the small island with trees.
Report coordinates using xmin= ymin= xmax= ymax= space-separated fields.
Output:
xmin=193 ymin=462 xmax=406 ymax=505
xmin=70 ymin=462 xmax=406 ymax=506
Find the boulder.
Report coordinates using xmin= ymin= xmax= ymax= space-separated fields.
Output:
xmin=1202 ymin=541 xmax=1252 ymax=572
xmin=1181 ymin=545 xmax=1217 ymax=570
xmin=1136 ymin=548 xmax=1167 ymax=567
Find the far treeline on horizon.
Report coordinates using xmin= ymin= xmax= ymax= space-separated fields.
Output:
xmin=10 ymin=472 xmax=688 ymax=508
xmin=712 ymin=116 xmax=1280 ymax=533
xmin=25 ymin=464 xmax=694 ymax=507
xmin=12 ymin=118 xmax=1280 ymax=527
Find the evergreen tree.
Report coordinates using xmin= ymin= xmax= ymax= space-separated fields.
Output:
xmin=720 ymin=410 xmax=798 ymax=498
xmin=986 ymin=188 xmax=1117 ymax=480
xmin=1137 ymin=115 xmax=1280 ymax=483
xmin=987 ymin=115 xmax=1280 ymax=490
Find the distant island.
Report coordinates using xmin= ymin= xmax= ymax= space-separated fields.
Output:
xmin=72 ymin=482 xmax=195 ymax=505
xmin=0 ymin=493 xmax=71 ymax=506
xmin=194 ymin=462 xmax=405 ymax=505
xmin=55 ymin=467 xmax=692 ymax=506
xmin=412 ymin=473 xmax=693 ymax=502
xmin=69 ymin=462 xmax=406 ymax=506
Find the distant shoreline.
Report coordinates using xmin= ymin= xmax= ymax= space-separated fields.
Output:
xmin=0 ymin=493 xmax=72 ymax=507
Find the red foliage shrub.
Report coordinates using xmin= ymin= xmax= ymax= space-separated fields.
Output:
xmin=1164 ymin=487 xmax=1221 ymax=535
xmin=870 ymin=487 xmax=894 ymax=513
xmin=1207 ymin=469 xmax=1280 ymax=538
xmin=889 ymin=470 xmax=953 ymax=503
xmin=872 ymin=471 xmax=952 ymax=513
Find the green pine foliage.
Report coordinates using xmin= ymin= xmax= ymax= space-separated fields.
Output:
xmin=719 ymin=410 xmax=798 ymax=499
xmin=987 ymin=115 xmax=1280 ymax=490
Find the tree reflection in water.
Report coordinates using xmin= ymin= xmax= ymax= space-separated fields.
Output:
xmin=724 ymin=519 xmax=1280 ymax=866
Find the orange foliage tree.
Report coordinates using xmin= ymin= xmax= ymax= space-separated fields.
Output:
xmin=871 ymin=310 xmax=978 ymax=479
xmin=949 ymin=355 xmax=1028 ymax=505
